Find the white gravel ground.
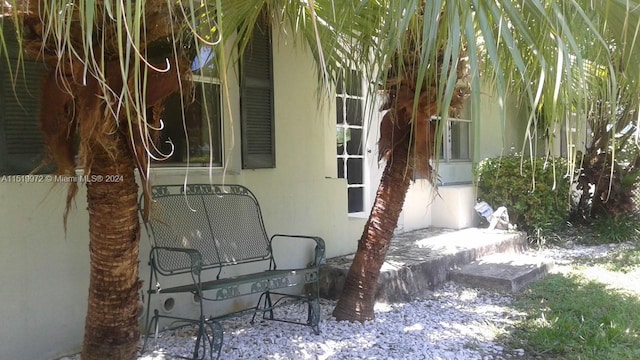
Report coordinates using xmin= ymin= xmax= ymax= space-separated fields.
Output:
xmin=62 ymin=242 xmax=622 ymax=360
xmin=139 ymin=285 xmax=523 ymax=360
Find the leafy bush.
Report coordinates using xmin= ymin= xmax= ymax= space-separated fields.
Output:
xmin=475 ymin=156 xmax=571 ymax=234
xmin=590 ymin=213 xmax=640 ymax=244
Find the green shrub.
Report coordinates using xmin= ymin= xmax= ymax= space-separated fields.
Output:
xmin=590 ymin=213 xmax=640 ymax=244
xmin=475 ymin=156 xmax=571 ymax=234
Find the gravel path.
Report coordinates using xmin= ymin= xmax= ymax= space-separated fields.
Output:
xmin=139 ymin=285 xmax=523 ymax=360
xmin=63 ymin=242 xmax=625 ymax=360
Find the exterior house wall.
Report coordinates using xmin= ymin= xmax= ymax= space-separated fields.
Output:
xmin=397 ymin=180 xmax=433 ymax=233
xmin=430 ymin=185 xmax=477 ymax=229
xmin=0 ymin=28 xmax=368 ymax=360
xmin=427 ymin=87 xmax=532 ymax=230
xmin=0 ymin=28 xmax=527 ymax=360
xmin=0 ymin=185 xmax=90 ymax=360
xmin=474 ymin=89 xmax=530 ymax=160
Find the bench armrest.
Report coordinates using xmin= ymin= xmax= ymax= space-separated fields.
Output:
xmin=269 ymin=234 xmax=326 ymax=268
xmin=151 ymin=246 xmax=204 ymax=276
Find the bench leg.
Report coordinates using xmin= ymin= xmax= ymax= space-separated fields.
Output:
xmin=307 ymin=298 xmax=321 ymax=335
xmin=140 ymin=294 xmax=223 ymax=359
xmin=192 ymin=315 xmax=206 ymax=360
xmin=192 ymin=316 xmax=224 ymax=360
xmin=264 ymin=291 xmax=274 ymax=320
xmin=194 ymin=319 xmax=224 ymax=360
xmin=193 ymin=298 xmax=224 ymax=360
xmin=251 ymin=290 xmax=321 ymax=335
xmin=209 ymin=320 xmax=224 ymax=360
xmin=251 ymin=291 xmax=274 ymax=324
xmin=141 ymin=309 xmax=160 ymax=354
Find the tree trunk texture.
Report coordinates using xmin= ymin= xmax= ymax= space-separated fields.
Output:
xmin=82 ymin=129 xmax=141 ymax=360
xmin=332 ymin=132 xmax=413 ymax=322
xmin=13 ymin=7 xmax=184 ymax=359
xmin=576 ymin=150 xmax=635 ymax=218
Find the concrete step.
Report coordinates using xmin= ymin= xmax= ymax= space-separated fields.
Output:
xmin=448 ymin=253 xmax=553 ymax=293
xmin=318 ymin=228 xmax=528 ymax=303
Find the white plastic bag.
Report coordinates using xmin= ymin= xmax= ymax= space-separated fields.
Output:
xmin=474 ymin=201 xmax=494 ymax=221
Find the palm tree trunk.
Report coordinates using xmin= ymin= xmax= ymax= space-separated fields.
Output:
xmin=332 ymin=128 xmax=413 ymax=322
xmin=82 ymin=128 xmax=141 ymax=359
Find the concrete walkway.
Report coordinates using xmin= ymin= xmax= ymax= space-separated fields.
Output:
xmin=318 ymin=227 xmax=550 ymax=302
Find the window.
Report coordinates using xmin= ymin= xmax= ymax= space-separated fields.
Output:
xmin=1 ymin=20 xmax=275 ymax=174
xmin=437 ymin=117 xmax=471 ymax=162
xmin=155 ymin=46 xmax=223 ymax=167
xmin=155 ymin=16 xmax=275 ymax=170
xmin=434 ymin=116 xmax=473 ymax=185
xmin=240 ymin=19 xmax=275 ymax=169
xmin=0 ymin=23 xmax=50 ymax=176
xmin=156 ymin=15 xmax=276 ymax=170
xmin=336 ymin=69 xmax=365 ymax=213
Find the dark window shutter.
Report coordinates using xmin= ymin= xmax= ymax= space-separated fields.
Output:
xmin=240 ymin=20 xmax=275 ymax=169
xmin=0 ymin=24 xmax=49 ymax=175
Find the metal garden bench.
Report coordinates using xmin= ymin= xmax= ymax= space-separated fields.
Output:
xmin=140 ymin=184 xmax=325 ymax=359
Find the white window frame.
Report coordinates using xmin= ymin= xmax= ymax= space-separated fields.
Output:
xmin=431 ymin=116 xmax=473 ymax=186
xmin=152 ymin=41 xmax=225 ymax=169
xmin=151 ymin=71 xmax=224 ymax=169
xmin=192 ymin=73 xmax=224 ymax=167
xmin=434 ymin=116 xmax=472 ymax=163
xmin=336 ymin=69 xmax=368 ymax=215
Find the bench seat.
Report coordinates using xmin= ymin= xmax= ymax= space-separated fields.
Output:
xmin=153 ymin=268 xmax=318 ymax=296
xmin=140 ymin=184 xmax=325 ymax=360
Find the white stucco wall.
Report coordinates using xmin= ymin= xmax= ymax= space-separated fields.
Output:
xmin=0 ymin=26 xmax=370 ymax=359
xmin=430 ymin=185 xmax=477 ymax=229
xmin=474 ymin=89 xmax=530 ymax=160
xmin=397 ymin=180 xmax=433 ymax=233
xmin=397 ymin=181 xmax=477 ymax=231
xmin=0 ymin=184 xmax=90 ymax=360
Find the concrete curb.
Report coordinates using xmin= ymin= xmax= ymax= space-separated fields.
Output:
xmin=319 ymin=228 xmax=528 ymax=302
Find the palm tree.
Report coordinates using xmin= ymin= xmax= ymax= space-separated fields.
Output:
xmin=3 ymin=2 xmax=191 ymax=358
xmin=0 ymin=1 xmax=344 ymax=358
xmin=2 ymin=0 xmax=640 ymax=357
xmin=330 ymin=5 xmax=471 ymax=321
xmin=568 ymin=3 xmax=640 ymax=219
xmin=574 ymin=75 xmax=640 ymax=219
xmin=329 ymin=0 xmax=640 ymax=322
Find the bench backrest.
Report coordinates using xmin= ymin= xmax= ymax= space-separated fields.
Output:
xmin=146 ymin=184 xmax=272 ymax=275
